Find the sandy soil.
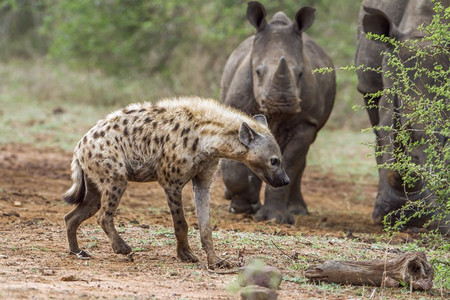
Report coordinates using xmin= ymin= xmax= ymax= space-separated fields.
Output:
xmin=0 ymin=143 xmax=400 ymax=299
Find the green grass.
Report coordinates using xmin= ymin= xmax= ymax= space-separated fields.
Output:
xmin=102 ymin=223 xmax=448 ymax=293
xmin=307 ymin=127 xmax=377 ymax=181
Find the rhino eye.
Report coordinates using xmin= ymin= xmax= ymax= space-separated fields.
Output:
xmin=298 ymin=71 xmax=303 ymax=78
xmin=255 ymin=66 xmax=264 ymax=78
xmin=270 ymin=157 xmax=280 ymax=166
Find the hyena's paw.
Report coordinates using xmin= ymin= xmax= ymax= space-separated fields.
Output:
xmin=177 ymin=247 xmax=199 ymax=263
xmin=70 ymin=250 xmax=91 ymax=259
xmin=208 ymin=255 xmax=232 ymax=269
xmin=112 ymin=239 xmax=132 ymax=255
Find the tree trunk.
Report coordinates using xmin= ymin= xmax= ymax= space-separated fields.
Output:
xmin=305 ymin=252 xmax=434 ymax=291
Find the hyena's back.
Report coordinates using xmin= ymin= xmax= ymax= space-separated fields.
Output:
xmin=65 ymin=97 xmax=255 ymax=201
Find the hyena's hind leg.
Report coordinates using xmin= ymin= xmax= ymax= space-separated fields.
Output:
xmin=164 ymin=186 xmax=199 ymax=263
xmin=96 ymin=176 xmax=131 ymax=255
xmin=64 ymin=176 xmax=101 ymax=258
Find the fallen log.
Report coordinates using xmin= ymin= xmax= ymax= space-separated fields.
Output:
xmin=305 ymin=252 xmax=434 ymax=291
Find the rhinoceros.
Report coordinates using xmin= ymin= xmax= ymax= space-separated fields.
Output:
xmin=220 ymin=1 xmax=336 ymax=224
xmin=355 ymin=0 xmax=409 ymax=127
xmin=355 ymin=0 xmax=449 ymax=234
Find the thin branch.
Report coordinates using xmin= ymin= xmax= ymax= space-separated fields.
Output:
xmin=271 ymin=240 xmax=297 ymax=261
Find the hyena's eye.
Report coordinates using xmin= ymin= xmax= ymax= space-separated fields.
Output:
xmin=270 ymin=157 xmax=280 ymax=166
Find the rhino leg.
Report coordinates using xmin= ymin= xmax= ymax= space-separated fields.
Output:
xmin=221 ymin=159 xmax=262 ymax=214
xmin=364 ymin=95 xmax=381 ymax=127
xmin=255 ymin=126 xmax=314 ymax=224
xmin=287 ymin=164 xmax=308 ymax=215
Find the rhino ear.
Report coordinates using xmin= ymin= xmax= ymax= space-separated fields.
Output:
xmin=247 ymin=1 xmax=267 ymax=31
xmin=253 ymin=114 xmax=268 ymax=127
xmin=294 ymin=6 xmax=315 ymax=33
xmin=239 ymin=122 xmax=261 ymax=147
xmin=362 ymin=6 xmax=401 ymax=40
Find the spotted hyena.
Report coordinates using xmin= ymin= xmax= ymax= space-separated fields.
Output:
xmin=63 ymin=96 xmax=289 ymax=268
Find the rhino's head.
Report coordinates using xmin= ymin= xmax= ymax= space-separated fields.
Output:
xmin=363 ymin=6 xmax=449 ymax=233
xmin=247 ymin=1 xmax=315 ymax=115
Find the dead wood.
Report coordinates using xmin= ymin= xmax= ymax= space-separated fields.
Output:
xmin=305 ymin=252 xmax=434 ymax=291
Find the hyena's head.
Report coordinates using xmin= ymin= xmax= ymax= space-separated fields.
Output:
xmin=239 ymin=115 xmax=290 ymax=188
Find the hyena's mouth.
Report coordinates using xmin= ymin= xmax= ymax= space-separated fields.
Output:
xmin=263 ymin=174 xmax=288 ymax=188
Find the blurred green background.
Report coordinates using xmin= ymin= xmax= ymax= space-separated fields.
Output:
xmin=0 ymin=0 xmax=376 ymax=180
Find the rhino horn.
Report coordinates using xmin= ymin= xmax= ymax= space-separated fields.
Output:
xmin=273 ymin=56 xmax=293 ymax=88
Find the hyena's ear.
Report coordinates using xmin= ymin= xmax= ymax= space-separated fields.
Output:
xmin=239 ymin=122 xmax=262 ymax=147
xmin=253 ymin=114 xmax=268 ymax=126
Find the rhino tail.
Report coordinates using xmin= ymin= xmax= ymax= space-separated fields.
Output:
xmin=63 ymin=158 xmax=86 ymax=205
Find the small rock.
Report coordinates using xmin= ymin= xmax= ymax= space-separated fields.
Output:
xmin=13 ymin=201 xmax=22 ymax=207
xmin=61 ymin=275 xmax=78 ymax=281
xmin=53 ymin=107 xmax=65 ymax=115
xmin=0 ymin=255 xmax=8 ymax=259
xmin=3 ymin=211 xmax=19 ymax=217
xmin=42 ymin=269 xmax=55 ymax=276
xmin=24 ymin=218 xmax=44 ymax=226
xmin=239 ymin=263 xmax=282 ymax=290
xmin=240 ymin=285 xmax=277 ymax=300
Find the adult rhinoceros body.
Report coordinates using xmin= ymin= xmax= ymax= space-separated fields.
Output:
xmin=355 ymin=0 xmax=449 ymax=234
xmin=220 ymin=1 xmax=336 ymax=224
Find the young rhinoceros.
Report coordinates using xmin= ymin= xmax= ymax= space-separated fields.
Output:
xmin=63 ymin=97 xmax=289 ymax=268
xmin=220 ymin=1 xmax=336 ymax=223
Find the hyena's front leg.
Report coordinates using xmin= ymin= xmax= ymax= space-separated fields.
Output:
xmin=164 ymin=187 xmax=199 ymax=263
xmin=193 ymin=162 xmax=231 ymax=269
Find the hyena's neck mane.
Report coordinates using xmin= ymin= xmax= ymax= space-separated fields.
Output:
xmin=157 ymin=97 xmax=268 ymax=161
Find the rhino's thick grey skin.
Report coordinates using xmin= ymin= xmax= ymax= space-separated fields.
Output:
xmin=220 ymin=1 xmax=336 ymax=224
xmin=355 ymin=0 xmax=408 ymax=127
xmin=356 ymin=0 xmax=449 ymax=235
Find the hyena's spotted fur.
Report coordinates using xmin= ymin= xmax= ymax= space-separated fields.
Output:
xmin=63 ymin=96 xmax=289 ymax=268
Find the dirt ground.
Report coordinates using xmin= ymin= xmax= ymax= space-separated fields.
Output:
xmin=0 ymin=143 xmax=398 ymax=299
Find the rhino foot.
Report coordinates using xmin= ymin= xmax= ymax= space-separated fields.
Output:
xmin=224 ymin=187 xmax=233 ymax=200
xmin=229 ymin=201 xmax=261 ymax=214
xmin=254 ymin=207 xmax=295 ymax=225
xmin=288 ymin=204 xmax=308 ymax=216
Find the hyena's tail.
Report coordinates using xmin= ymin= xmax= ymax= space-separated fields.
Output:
xmin=63 ymin=158 xmax=86 ymax=205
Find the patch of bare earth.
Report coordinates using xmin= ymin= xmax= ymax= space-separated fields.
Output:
xmin=1 ymin=144 xmax=432 ymax=299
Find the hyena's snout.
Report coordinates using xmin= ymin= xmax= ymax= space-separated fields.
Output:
xmin=267 ymin=168 xmax=290 ymax=188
